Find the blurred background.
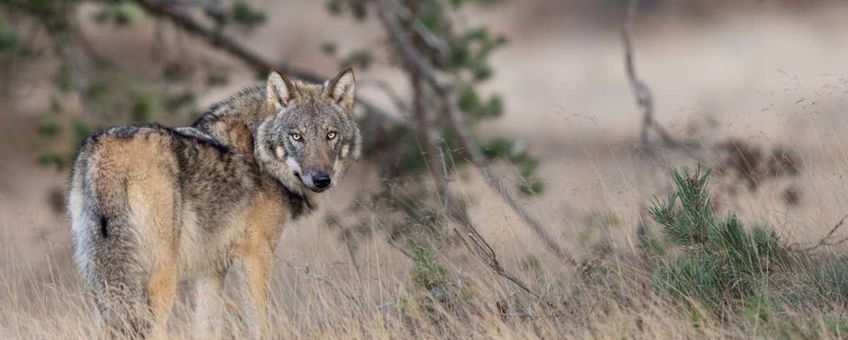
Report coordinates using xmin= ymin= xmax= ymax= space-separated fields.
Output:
xmin=2 ymin=0 xmax=848 ymax=338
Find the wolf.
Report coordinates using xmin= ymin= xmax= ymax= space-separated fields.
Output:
xmin=67 ymin=68 xmax=361 ymax=339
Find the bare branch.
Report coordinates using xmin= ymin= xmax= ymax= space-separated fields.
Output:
xmin=622 ymin=0 xmax=653 ymax=148
xmin=133 ymin=0 xmax=300 ymax=76
xmin=130 ymin=0 xmax=400 ymax=122
xmin=370 ymin=215 xmax=416 ymax=261
xmin=376 ymin=0 xmax=574 ymax=265
xmin=622 ymin=0 xmax=704 ymax=161
xmin=437 ymin=142 xmax=545 ymax=302
xmin=803 ymin=215 xmax=848 ymax=252
xmin=53 ymin=31 xmax=108 ymax=121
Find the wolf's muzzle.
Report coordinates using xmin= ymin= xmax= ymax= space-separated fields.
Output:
xmin=311 ymin=172 xmax=332 ymax=190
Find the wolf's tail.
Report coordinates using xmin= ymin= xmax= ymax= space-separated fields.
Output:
xmin=68 ymin=140 xmax=150 ymax=337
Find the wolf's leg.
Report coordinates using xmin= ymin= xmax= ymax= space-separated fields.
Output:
xmin=147 ymin=261 xmax=177 ymax=340
xmin=194 ymin=272 xmax=226 ymax=339
xmin=237 ymin=247 xmax=273 ymax=339
xmin=94 ymin=281 xmax=148 ymax=339
xmin=85 ymin=215 xmax=149 ymax=338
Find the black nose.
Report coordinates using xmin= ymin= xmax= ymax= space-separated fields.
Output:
xmin=312 ymin=172 xmax=331 ymax=189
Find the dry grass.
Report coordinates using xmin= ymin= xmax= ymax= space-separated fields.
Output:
xmin=5 ymin=105 xmax=848 ymax=339
xmin=3 ymin=2 xmax=848 ymax=339
xmin=2 ymin=146 xmax=848 ymax=340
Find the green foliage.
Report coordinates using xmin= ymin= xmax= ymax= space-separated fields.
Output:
xmin=35 ymin=68 xmax=199 ymax=170
xmin=821 ymin=313 xmax=848 ymax=338
xmin=0 ymin=0 xmax=72 ymax=33
xmin=131 ymin=97 xmax=153 ymax=122
xmin=322 ymin=0 xmax=545 ymax=268
xmin=633 ymin=167 xmax=848 ymax=338
xmin=443 ymin=27 xmax=506 ymax=82
xmin=648 ymin=167 xmax=792 ymax=314
xmin=162 ymin=91 xmax=196 ymax=112
xmin=340 ymin=49 xmax=372 ymax=70
xmin=0 ymin=20 xmax=17 ymax=51
xmin=52 ymin=64 xmax=72 ymax=92
xmin=457 ymin=86 xmax=502 ymax=119
xmin=71 ymin=117 xmax=92 ymax=142
xmin=36 ymin=152 xmax=63 ymax=168
xmin=0 ymin=18 xmax=37 ymax=57
xmin=230 ymin=0 xmax=265 ymax=28
xmin=410 ymin=242 xmax=450 ymax=291
xmin=206 ymin=66 xmax=231 ymax=87
xmin=797 ymin=257 xmax=848 ymax=306
xmin=84 ymin=71 xmax=196 ymax=124
xmin=326 ymin=0 xmax=368 ymax=20
xmin=92 ymin=1 xmax=144 ymax=26
xmin=320 ymin=41 xmax=337 ymax=55
xmin=482 ymin=137 xmax=544 ymax=195
xmin=404 ymin=0 xmax=540 ymax=195
xmin=636 ymin=222 xmax=666 ymax=258
xmin=325 ymin=0 xmax=543 ymax=197
xmin=521 ymin=254 xmax=556 ymax=288
xmin=649 ymin=168 xmax=714 ymax=246
xmin=36 ymin=117 xmax=60 ymax=138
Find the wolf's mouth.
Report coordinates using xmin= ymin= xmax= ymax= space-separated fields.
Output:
xmin=294 ymin=171 xmax=306 ymax=187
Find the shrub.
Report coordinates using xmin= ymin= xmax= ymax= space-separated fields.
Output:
xmin=648 ymin=167 xmax=792 ymax=315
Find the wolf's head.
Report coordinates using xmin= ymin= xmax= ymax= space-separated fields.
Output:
xmin=255 ymin=68 xmax=361 ymax=194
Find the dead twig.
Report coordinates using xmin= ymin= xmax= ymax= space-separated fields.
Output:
xmin=370 ymin=214 xmax=416 ymax=261
xmin=133 ymin=0 xmax=306 ymax=78
xmin=622 ymin=0 xmax=680 ymax=150
xmin=621 ymin=0 xmax=682 ymax=147
xmin=802 ymin=215 xmax=848 ymax=251
xmin=622 ymin=0 xmax=654 ymax=150
xmin=437 ymin=142 xmax=547 ymax=304
xmin=621 ymin=0 xmax=707 ymax=164
xmin=437 ymin=140 xmax=451 ymax=223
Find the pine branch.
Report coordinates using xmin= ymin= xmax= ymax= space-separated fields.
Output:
xmin=376 ymin=0 xmax=574 ymax=265
xmin=375 ymin=0 xmax=572 ymax=264
xmin=130 ymin=0 xmax=399 ymax=122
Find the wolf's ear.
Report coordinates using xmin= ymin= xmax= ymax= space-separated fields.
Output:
xmin=267 ymin=70 xmax=295 ymax=110
xmin=326 ymin=68 xmax=355 ymax=112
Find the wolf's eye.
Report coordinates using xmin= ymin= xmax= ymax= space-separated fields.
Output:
xmin=326 ymin=131 xmax=337 ymax=140
xmin=290 ymin=133 xmax=302 ymax=141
